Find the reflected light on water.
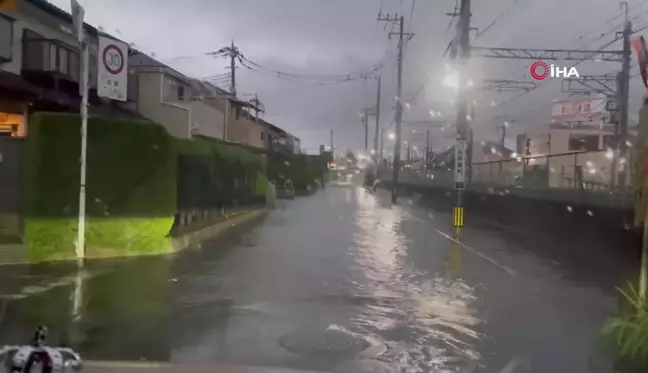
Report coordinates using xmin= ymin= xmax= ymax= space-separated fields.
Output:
xmin=350 ymin=188 xmax=481 ymax=371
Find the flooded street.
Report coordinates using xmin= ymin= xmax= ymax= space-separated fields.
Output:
xmin=0 ymin=186 xmax=638 ymax=373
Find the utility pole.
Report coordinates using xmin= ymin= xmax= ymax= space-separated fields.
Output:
xmin=378 ymin=13 xmax=413 ymax=203
xmin=229 ymin=41 xmax=237 ymax=96
xmin=330 ymin=129 xmax=334 ymax=155
xmin=380 ymin=128 xmax=385 ymax=164
xmin=209 ymin=42 xmax=240 ymax=140
xmin=498 ymin=122 xmax=508 ymax=182
xmin=374 ymin=76 xmax=382 ymax=158
xmin=425 ymin=128 xmax=430 ymax=169
xmin=363 ymin=109 xmax=369 ymax=150
xmin=450 ymin=0 xmax=471 ymax=233
xmin=618 ymin=5 xmax=632 ymax=188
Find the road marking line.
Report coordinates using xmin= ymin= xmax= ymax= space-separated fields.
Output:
xmin=0 ymin=270 xmax=105 ymax=300
xmin=436 ymin=230 xmax=516 ymax=275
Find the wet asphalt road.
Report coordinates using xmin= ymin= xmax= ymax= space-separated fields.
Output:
xmin=0 ymin=184 xmax=639 ymax=373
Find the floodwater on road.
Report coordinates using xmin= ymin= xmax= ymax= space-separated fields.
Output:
xmin=0 ymin=185 xmax=638 ymax=373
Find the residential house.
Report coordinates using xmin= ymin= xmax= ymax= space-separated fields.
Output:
xmin=1 ymin=0 xmax=298 ymax=149
xmin=129 ymin=51 xmax=237 ymax=140
xmin=225 ymin=107 xmax=267 ymax=148
xmin=0 ymin=0 xmax=102 ymax=137
xmin=0 ymin=0 xmax=151 ymax=138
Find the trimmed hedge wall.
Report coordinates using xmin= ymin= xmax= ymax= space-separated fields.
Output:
xmin=267 ymin=153 xmax=313 ymax=190
xmin=25 ymin=113 xmax=176 ymax=262
xmin=23 ymin=113 xmax=324 ymax=263
xmin=174 ymin=137 xmax=267 ymax=211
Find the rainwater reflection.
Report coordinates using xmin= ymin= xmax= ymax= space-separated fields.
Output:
xmin=0 ymin=186 xmax=634 ymax=373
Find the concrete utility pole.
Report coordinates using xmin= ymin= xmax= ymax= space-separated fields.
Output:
xmin=330 ymin=129 xmax=334 ymax=155
xmin=374 ymin=76 xmax=382 ymax=157
xmin=378 ymin=13 xmax=414 ymax=203
xmin=230 ymin=41 xmax=237 ymax=97
xmin=618 ymin=5 xmax=632 ymax=187
xmin=380 ymin=128 xmax=385 ymax=163
xmin=452 ymin=0 xmax=471 ymax=226
xmin=425 ymin=128 xmax=430 ymax=169
xmin=363 ymin=109 xmax=369 ymax=150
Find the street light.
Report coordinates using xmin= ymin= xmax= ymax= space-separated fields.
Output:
xmin=388 ymin=132 xmax=396 ymax=140
xmin=443 ymin=71 xmax=460 ymax=91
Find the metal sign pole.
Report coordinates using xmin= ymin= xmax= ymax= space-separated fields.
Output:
xmin=76 ymin=40 xmax=89 ymax=267
xmin=72 ymin=0 xmax=87 ymax=267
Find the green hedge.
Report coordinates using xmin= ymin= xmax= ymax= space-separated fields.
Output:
xmin=267 ymin=153 xmax=313 ymax=190
xmin=25 ymin=113 xmax=176 ymax=262
xmin=174 ymin=137 xmax=266 ymax=208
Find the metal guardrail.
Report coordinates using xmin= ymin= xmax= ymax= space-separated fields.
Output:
xmin=379 ymin=150 xmax=635 ymax=208
xmin=469 ymin=150 xmax=632 ymax=194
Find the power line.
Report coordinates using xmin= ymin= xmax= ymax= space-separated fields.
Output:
xmin=485 ymin=23 xmax=648 ymax=113
xmin=473 ymin=0 xmax=522 ymax=43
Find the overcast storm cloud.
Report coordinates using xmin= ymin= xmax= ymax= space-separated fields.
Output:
xmin=48 ymin=0 xmax=648 ymax=153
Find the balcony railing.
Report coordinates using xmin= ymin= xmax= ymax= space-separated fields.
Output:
xmin=22 ymin=37 xmax=80 ymax=82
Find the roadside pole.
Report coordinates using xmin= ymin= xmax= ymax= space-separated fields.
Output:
xmin=452 ymin=0 xmax=471 ymax=237
xmin=377 ymin=14 xmax=413 ymax=203
xmin=374 ymin=76 xmax=382 ymax=160
xmin=72 ymin=0 xmax=87 ymax=267
xmin=641 ymin=214 xmax=648 ymax=298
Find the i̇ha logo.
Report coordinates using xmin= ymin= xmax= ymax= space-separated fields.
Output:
xmin=530 ymin=61 xmax=580 ymax=80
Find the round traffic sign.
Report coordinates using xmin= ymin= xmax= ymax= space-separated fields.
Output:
xmin=102 ymin=44 xmax=124 ymax=75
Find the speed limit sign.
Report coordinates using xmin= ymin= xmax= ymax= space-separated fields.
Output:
xmin=102 ymin=45 xmax=124 ymax=74
xmin=97 ymin=35 xmax=128 ymax=101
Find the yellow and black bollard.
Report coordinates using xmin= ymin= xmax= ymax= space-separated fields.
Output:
xmin=452 ymin=206 xmax=464 ymax=229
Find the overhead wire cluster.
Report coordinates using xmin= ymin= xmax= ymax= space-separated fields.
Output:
xmin=237 ymin=52 xmax=392 ymax=86
xmin=202 ymin=39 xmax=395 ymax=87
xmin=481 ymin=0 xmax=648 ymax=117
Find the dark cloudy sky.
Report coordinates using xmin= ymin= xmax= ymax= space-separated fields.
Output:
xmin=50 ymin=0 xmax=648 ymax=154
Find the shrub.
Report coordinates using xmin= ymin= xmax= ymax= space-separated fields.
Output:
xmin=601 ymin=283 xmax=648 ymax=370
xmin=24 ymin=113 xmax=176 ymax=262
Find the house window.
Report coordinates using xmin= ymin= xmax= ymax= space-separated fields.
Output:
xmin=568 ymin=134 xmax=599 ymax=151
xmin=58 ymin=48 xmax=68 ymax=74
xmin=0 ymin=14 xmax=13 ymax=62
xmin=177 ymin=84 xmax=185 ymax=101
xmin=261 ymin=132 xmax=265 ymax=141
xmin=48 ymin=43 xmax=57 ymax=71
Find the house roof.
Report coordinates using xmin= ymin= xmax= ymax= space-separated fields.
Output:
xmin=259 ymin=119 xmax=288 ymax=136
xmin=22 ymin=0 xmax=99 ymax=35
xmin=26 ymin=0 xmax=297 ymax=139
xmin=129 ymin=51 xmax=256 ymax=109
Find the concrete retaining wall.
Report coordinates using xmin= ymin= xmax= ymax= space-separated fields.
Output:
xmin=381 ymin=181 xmax=641 ymax=257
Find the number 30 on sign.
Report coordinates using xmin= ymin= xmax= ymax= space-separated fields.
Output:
xmin=97 ymin=35 xmax=128 ymax=102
